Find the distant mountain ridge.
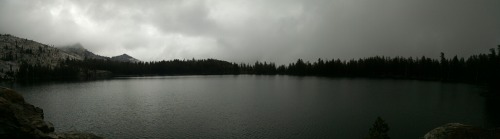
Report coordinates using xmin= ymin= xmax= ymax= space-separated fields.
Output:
xmin=111 ymin=54 xmax=140 ymax=63
xmin=59 ymin=43 xmax=140 ymax=62
xmin=0 ymin=34 xmax=140 ymax=79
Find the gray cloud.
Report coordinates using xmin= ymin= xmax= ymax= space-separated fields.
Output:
xmin=1 ymin=0 xmax=499 ymax=64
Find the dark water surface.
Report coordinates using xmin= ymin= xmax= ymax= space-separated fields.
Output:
xmin=2 ymin=75 xmax=497 ymax=138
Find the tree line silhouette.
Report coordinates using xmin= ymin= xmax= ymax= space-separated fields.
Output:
xmin=11 ymin=46 xmax=500 ymax=84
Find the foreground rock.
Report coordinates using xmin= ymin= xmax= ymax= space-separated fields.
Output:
xmin=424 ymin=123 xmax=500 ymax=139
xmin=0 ymin=87 xmax=103 ymax=139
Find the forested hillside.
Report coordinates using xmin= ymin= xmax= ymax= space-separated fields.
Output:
xmin=58 ymin=46 xmax=500 ymax=83
xmin=1 ymin=34 xmax=499 ymax=84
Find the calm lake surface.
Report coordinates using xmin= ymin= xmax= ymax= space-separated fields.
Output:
xmin=2 ymin=75 xmax=498 ymax=138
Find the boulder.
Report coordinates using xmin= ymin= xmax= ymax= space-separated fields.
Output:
xmin=0 ymin=87 xmax=103 ymax=139
xmin=424 ymin=123 xmax=500 ymax=139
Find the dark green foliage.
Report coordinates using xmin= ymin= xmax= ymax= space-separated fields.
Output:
xmin=278 ymin=47 xmax=500 ymax=83
xmin=16 ymin=62 xmax=79 ymax=80
xmin=23 ymin=49 xmax=33 ymax=54
xmin=62 ymin=58 xmax=239 ymax=76
xmin=497 ymin=45 xmax=500 ymax=57
xmin=367 ymin=117 xmax=390 ymax=139
xmin=8 ymin=46 xmax=500 ymax=84
xmin=5 ymin=70 xmax=14 ymax=78
xmin=1 ymin=49 xmax=15 ymax=61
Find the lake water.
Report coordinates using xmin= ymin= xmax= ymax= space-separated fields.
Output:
xmin=2 ymin=75 xmax=498 ymax=138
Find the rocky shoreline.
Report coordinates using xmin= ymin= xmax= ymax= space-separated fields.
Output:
xmin=424 ymin=123 xmax=500 ymax=139
xmin=0 ymin=87 xmax=103 ymax=139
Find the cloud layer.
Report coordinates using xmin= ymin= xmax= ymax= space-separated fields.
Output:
xmin=1 ymin=0 xmax=499 ymax=64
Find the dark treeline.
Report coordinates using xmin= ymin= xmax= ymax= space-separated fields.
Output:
xmin=16 ymin=62 xmax=79 ymax=80
xmin=12 ymin=46 xmax=500 ymax=84
xmin=64 ymin=58 xmax=240 ymax=75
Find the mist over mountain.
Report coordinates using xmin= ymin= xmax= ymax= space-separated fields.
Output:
xmin=0 ymin=34 xmax=140 ymax=79
xmin=59 ymin=43 xmax=109 ymax=60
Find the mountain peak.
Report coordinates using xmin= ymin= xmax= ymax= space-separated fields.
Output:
xmin=111 ymin=53 xmax=140 ymax=63
xmin=113 ymin=53 xmax=132 ymax=58
xmin=119 ymin=53 xmax=130 ymax=57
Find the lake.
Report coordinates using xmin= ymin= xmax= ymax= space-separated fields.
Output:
xmin=2 ymin=75 xmax=498 ymax=138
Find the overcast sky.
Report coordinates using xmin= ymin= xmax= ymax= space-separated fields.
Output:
xmin=1 ymin=0 xmax=499 ymax=64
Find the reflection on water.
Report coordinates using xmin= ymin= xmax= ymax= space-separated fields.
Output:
xmin=483 ymin=86 xmax=500 ymax=128
xmin=1 ymin=75 xmax=498 ymax=138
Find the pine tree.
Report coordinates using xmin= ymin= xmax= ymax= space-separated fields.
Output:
xmin=367 ymin=117 xmax=390 ymax=139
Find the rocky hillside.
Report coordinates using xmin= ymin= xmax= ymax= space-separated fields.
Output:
xmin=0 ymin=87 xmax=103 ymax=138
xmin=0 ymin=34 xmax=79 ymax=79
xmin=0 ymin=34 xmax=140 ymax=79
